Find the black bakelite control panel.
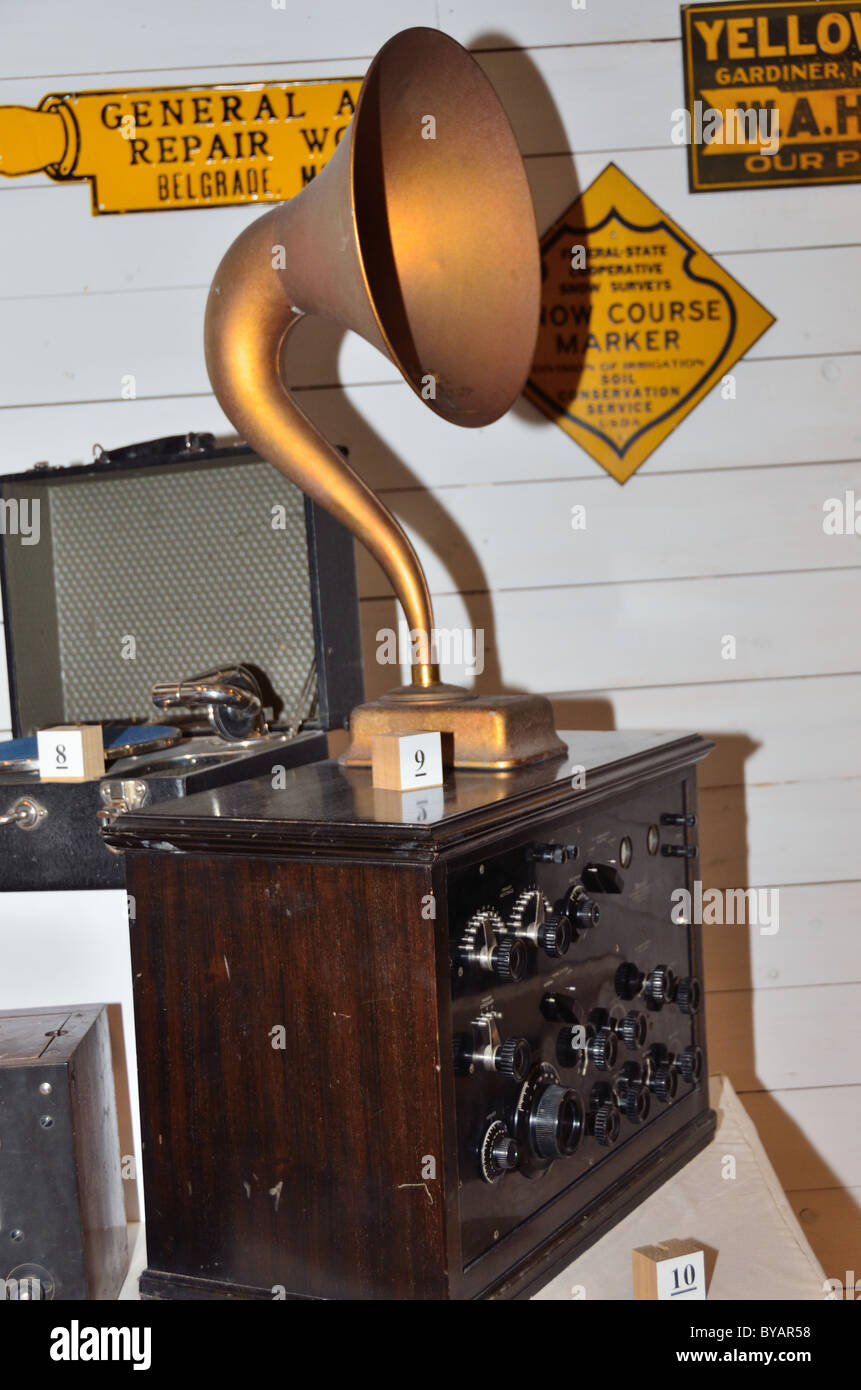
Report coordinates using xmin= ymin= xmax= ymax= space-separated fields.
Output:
xmin=449 ymin=774 xmax=706 ymax=1268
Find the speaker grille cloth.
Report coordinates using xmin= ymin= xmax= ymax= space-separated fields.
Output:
xmin=49 ymin=459 xmax=316 ymax=724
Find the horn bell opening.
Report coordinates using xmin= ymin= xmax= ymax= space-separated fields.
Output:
xmin=350 ymin=27 xmax=540 ymax=429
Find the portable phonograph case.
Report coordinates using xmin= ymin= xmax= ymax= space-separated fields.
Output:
xmin=0 ymin=433 xmax=363 ymax=890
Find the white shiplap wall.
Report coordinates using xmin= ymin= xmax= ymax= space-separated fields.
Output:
xmin=0 ymin=0 xmax=858 ymax=1274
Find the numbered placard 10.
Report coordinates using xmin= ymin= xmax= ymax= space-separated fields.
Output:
xmin=632 ymin=1239 xmax=707 ymax=1301
xmin=370 ymin=731 xmax=444 ymax=792
xmin=36 ymin=725 xmax=105 ymax=782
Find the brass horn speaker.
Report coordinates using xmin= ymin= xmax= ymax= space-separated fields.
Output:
xmin=204 ymin=26 xmax=565 ymax=768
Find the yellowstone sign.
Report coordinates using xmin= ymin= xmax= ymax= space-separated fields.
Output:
xmin=524 ymin=164 xmax=775 ymax=482
xmin=0 ymin=79 xmax=361 ymax=214
xmin=682 ymin=2 xmax=861 ymax=190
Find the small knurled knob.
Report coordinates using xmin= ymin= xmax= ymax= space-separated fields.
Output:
xmin=618 ymin=1011 xmax=647 ymax=1050
xmin=490 ymin=1133 xmax=519 ymax=1172
xmin=676 ymin=1045 xmax=703 ymax=1083
xmin=676 ymin=977 xmax=701 ymax=1015
xmin=587 ymin=1029 xmax=618 ymax=1071
xmin=593 ymin=1103 xmax=621 ymax=1147
xmin=495 ymin=1036 xmax=531 ymax=1082
xmin=493 ymin=935 xmax=527 ymax=982
xmin=538 ymin=914 xmax=571 ymax=958
xmin=571 ymin=895 xmax=600 ymax=931
xmin=618 ymin=1064 xmax=650 ymax=1123
xmin=650 ymin=1060 xmax=678 ymax=1103
xmin=644 ymin=965 xmax=676 ymax=1011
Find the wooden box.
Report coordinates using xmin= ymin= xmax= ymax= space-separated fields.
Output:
xmin=0 ymin=1005 xmax=128 ymax=1300
xmin=107 ymin=730 xmax=716 ymax=1300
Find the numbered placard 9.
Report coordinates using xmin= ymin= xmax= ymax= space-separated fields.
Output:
xmin=370 ymin=731 xmax=444 ymax=792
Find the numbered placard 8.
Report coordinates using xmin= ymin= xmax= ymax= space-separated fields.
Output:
xmin=370 ymin=731 xmax=444 ymax=792
xmin=36 ymin=725 xmax=105 ymax=782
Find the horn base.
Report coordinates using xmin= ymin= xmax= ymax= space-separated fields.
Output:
xmin=340 ymin=691 xmax=567 ymax=770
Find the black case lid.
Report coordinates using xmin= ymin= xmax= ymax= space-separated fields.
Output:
xmin=0 ymin=435 xmax=363 ymax=735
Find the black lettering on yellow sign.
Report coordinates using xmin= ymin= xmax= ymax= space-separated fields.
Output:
xmin=523 ymin=165 xmax=775 ymax=482
xmin=682 ymin=1 xmax=861 ymax=190
xmin=0 ymin=79 xmax=361 ymax=214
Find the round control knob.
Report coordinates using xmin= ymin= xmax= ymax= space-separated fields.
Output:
xmin=495 ymin=1036 xmax=531 ymax=1082
xmin=618 ymin=1010 xmax=647 ymax=1050
xmin=529 ymin=1084 xmax=583 ymax=1159
xmin=676 ymin=1045 xmax=703 ymax=1083
xmin=617 ymin=1063 xmax=650 ymax=1123
xmin=592 ymin=1102 xmax=621 ymax=1148
xmin=644 ymin=965 xmax=676 ymax=1011
xmin=573 ymin=896 xmax=600 ymax=930
xmin=650 ymin=1059 xmax=678 ymax=1103
xmin=615 ymin=961 xmax=644 ymax=1001
xmin=676 ymin=976 xmax=701 ymax=1015
xmin=480 ymin=1120 xmax=520 ymax=1184
xmin=492 ymin=935 xmax=527 ymax=982
xmin=587 ymin=1029 xmax=618 ymax=1071
xmin=491 ymin=1134 xmax=519 ymax=1171
xmin=541 ymin=991 xmax=579 ymax=1024
xmin=538 ymin=913 xmax=571 ymax=958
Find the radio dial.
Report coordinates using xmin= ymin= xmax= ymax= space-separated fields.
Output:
xmin=508 ymin=890 xmax=571 ymax=959
xmin=459 ymin=908 xmax=528 ymax=981
xmin=529 ymin=1084 xmax=583 ymax=1160
xmin=480 ymin=1120 xmax=520 ymax=1184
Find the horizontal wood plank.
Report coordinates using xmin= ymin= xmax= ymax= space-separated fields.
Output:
xmin=703 ymin=882 xmax=861 ymax=992
xmin=5 ymin=147 xmax=859 ymax=304
xmin=707 ymin=984 xmax=861 ymax=1091
xmin=1 ymin=0 xmax=687 ymax=79
xmin=353 ymin=462 xmax=861 ymax=598
xmin=699 ymin=778 xmax=861 ymax=889
xmin=359 ymin=569 xmax=861 ymax=695
xmin=2 ymin=351 xmax=860 ymax=487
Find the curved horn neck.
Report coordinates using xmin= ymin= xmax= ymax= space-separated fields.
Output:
xmin=204 ymin=206 xmax=439 ymax=684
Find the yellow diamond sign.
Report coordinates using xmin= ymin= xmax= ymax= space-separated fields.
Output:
xmin=524 ymin=164 xmax=776 ymax=482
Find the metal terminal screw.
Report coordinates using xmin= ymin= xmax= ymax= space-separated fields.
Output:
xmin=39 ymin=1115 xmax=54 ymax=1129
xmin=39 ymin=1082 xmax=52 ymax=1096
xmin=10 ymin=1230 xmax=24 ymax=1242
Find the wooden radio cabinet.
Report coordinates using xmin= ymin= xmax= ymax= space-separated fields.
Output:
xmin=107 ymin=731 xmax=715 ymax=1300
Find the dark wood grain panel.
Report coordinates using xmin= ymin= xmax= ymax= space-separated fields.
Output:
xmin=129 ymin=852 xmax=447 ymax=1300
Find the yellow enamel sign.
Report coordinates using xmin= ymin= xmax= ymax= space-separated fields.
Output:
xmin=0 ymin=80 xmax=361 ymax=214
xmin=524 ymin=164 xmax=776 ymax=482
xmin=682 ymin=1 xmax=861 ymax=190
